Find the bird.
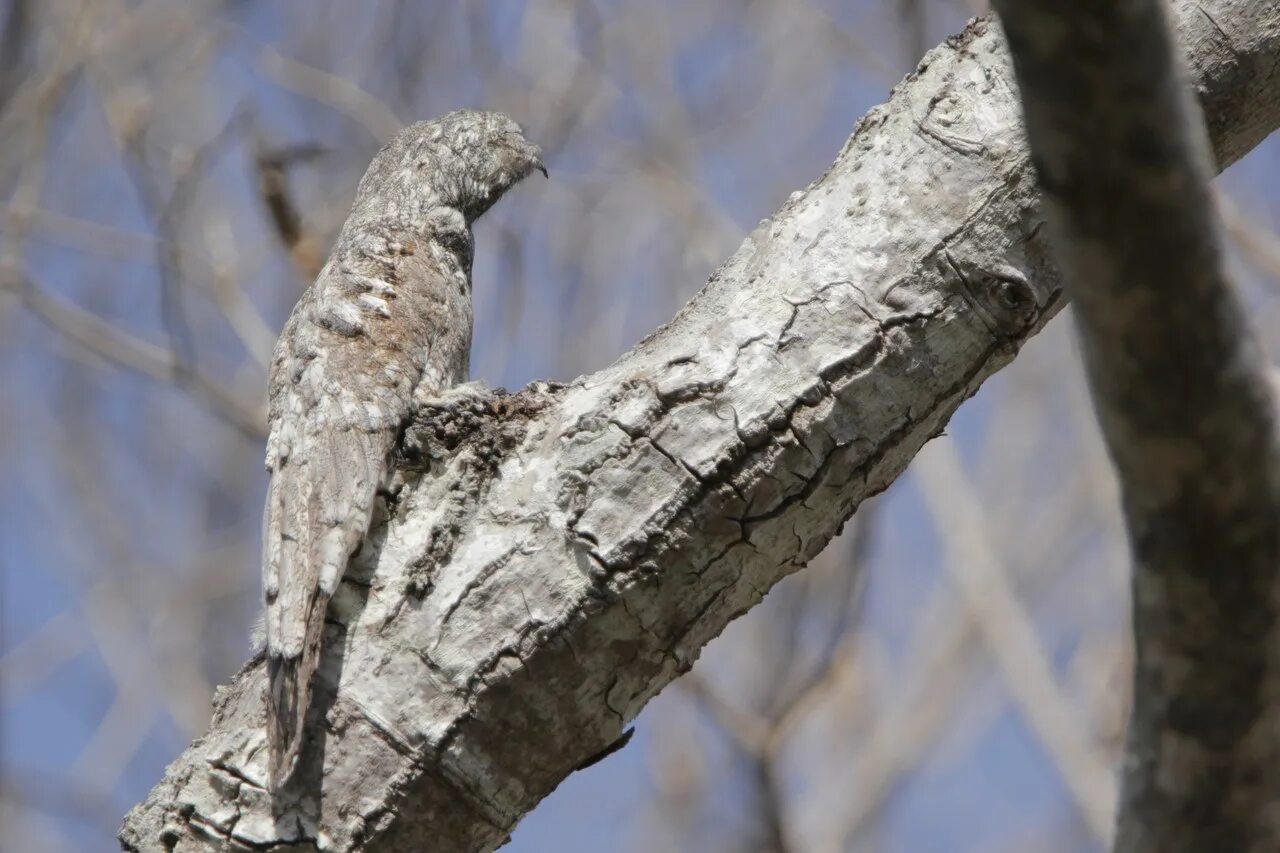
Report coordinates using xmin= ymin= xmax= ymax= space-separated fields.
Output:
xmin=260 ymin=109 xmax=545 ymax=791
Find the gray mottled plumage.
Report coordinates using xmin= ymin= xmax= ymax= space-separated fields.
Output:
xmin=262 ymin=110 xmax=544 ymax=790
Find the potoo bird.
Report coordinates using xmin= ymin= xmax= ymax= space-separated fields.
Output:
xmin=261 ymin=110 xmax=545 ymax=790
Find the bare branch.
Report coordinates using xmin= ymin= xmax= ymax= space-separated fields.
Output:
xmin=993 ymin=0 xmax=1280 ymax=848
xmin=252 ymin=141 xmax=325 ymax=279
xmin=915 ymin=436 xmax=1116 ymax=840
xmin=6 ymin=270 xmax=267 ymax=439
xmin=256 ymin=44 xmax=403 ymax=142
xmin=1220 ymin=194 xmax=1280 ymax=284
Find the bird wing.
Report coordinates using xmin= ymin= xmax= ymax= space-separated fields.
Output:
xmin=261 ymin=285 xmax=408 ymax=789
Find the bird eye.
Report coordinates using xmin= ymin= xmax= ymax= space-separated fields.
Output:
xmin=438 ymin=229 xmax=472 ymax=265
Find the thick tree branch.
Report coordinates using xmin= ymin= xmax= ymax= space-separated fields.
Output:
xmin=121 ymin=2 xmax=1280 ymax=850
xmin=993 ymin=0 xmax=1280 ymax=849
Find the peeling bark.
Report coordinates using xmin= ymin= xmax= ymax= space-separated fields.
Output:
xmin=120 ymin=3 xmax=1280 ymax=850
xmin=994 ymin=0 xmax=1280 ymax=849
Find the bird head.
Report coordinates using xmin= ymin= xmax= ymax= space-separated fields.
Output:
xmin=353 ymin=109 xmax=545 ymax=225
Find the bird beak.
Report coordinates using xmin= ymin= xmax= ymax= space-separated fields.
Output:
xmin=522 ymin=140 xmax=547 ymax=178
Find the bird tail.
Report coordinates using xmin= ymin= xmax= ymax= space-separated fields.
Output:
xmin=266 ymin=590 xmax=329 ymax=788
xmin=262 ymin=423 xmax=386 ymax=791
xmin=261 ymin=453 xmax=327 ymax=791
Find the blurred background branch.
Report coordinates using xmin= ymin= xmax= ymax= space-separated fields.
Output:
xmin=996 ymin=0 xmax=1280 ymax=846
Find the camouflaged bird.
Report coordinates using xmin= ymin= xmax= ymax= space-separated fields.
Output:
xmin=261 ymin=110 xmax=544 ymax=790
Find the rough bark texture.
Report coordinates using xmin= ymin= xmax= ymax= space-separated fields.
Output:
xmin=993 ymin=0 xmax=1280 ymax=850
xmin=120 ymin=3 xmax=1280 ymax=850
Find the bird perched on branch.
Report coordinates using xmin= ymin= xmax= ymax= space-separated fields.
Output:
xmin=261 ymin=110 xmax=545 ymax=790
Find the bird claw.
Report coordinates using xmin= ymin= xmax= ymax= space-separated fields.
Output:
xmin=415 ymin=380 xmax=495 ymax=414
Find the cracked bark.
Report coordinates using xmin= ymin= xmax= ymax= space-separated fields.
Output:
xmin=994 ymin=0 xmax=1280 ymax=849
xmin=120 ymin=2 xmax=1280 ymax=850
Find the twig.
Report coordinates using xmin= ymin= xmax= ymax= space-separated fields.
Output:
xmin=256 ymin=44 xmax=403 ymax=142
xmin=8 ymin=270 xmax=266 ymax=439
xmin=914 ymin=435 xmax=1117 ymax=841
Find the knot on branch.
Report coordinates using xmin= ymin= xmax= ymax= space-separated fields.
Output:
xmin=399 ymin=380 xmax=561 ymax=472
xmin=940 ymin=245 xmax=1044 ymax=340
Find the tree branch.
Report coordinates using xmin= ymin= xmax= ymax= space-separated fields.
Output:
xmin=120 ymin=2 xmax=1280 ymax=850
xmin=993 ymin=0 xmax=1280 ymax=848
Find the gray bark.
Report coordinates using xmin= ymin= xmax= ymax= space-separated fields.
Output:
xmin=993 ymin=0 xmax=1280 ymax=850
xmin=120 ymin=2 xmax=1280 ymax=850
